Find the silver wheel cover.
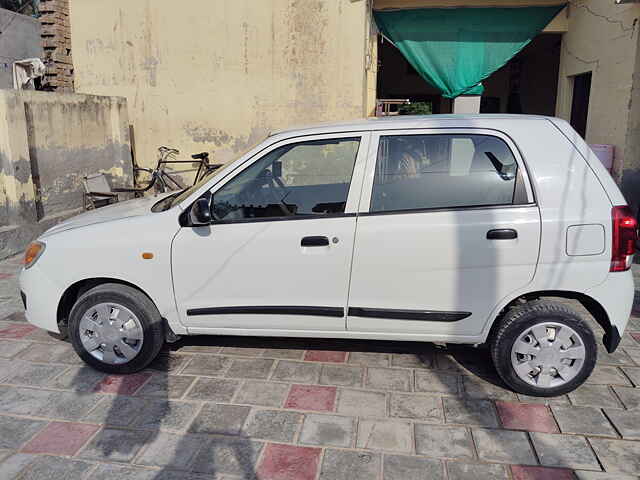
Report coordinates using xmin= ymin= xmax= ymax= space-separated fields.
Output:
xmin=78 ymin=302 xmax=144 ymax=365
xmin=510 ymin=322 xmax=586 ymax=389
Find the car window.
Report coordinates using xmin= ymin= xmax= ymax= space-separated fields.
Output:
xmin=371 ymin=134 xmax=518 ymax=213
xmin=212 ymin=137 xmax=360 ymax=221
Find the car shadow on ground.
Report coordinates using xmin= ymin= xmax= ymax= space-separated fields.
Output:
xmin=63 ymin=343 xmax=261 ymax=478
xmin=23 ymin=322 xmax=628 ymax=478
xmin=171 ymin=334 xmax=501 ymax=380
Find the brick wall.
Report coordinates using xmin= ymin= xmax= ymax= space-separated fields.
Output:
xmin=39 ymin=0 xmax=74 ymax=92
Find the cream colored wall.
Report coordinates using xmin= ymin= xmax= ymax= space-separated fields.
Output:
xmin=70 ymin=0 xmax=368 ymax=169
xmin=365 ymin=5 xmax=379 ymax=117
xmin=0 ymin=90 xmax=133 ymax=258
xmin=556 ymin=1 xmax=640 ymax=180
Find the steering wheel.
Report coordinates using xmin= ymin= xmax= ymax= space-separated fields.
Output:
xmin=241 ymin=169 xmax=292 ymax=216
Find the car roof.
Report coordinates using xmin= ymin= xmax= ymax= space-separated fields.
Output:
xmin=270 ymin=114 xmax=554 ymax=137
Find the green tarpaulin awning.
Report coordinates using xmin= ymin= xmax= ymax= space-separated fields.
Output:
xmin=374 ymin=6 xmax=564 ymax=98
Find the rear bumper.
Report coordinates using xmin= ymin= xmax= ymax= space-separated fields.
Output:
xmin=585 ymin=270 xmax=634 ymax=352
xmin=603 ymin=326 xmax=621 ymax=353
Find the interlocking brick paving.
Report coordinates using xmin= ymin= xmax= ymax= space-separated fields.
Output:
xmin=303 ymin=350 xmax=348 ymax=363
xmin=511 ymin=465 xmax=575 ymax=480
xmin=21 ymin=422 xmax=99 ymax=456
xmin=257 ymin=443 xmax=321 ymax=480
xmin=1 ymin=256 xmax=640 ymax=479
xmin=93 ymin=372 xmax=152 ymax=395
xmin=495 ymin=401 xmax=559 ymax=433
xmin=284 ymin=384 xmax=337 ymax=412
xmin=0 ymin=324 xmax=36 ymax=339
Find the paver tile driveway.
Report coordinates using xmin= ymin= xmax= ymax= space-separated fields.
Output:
xmin=1 ymin=255 xmax=640 ymax=479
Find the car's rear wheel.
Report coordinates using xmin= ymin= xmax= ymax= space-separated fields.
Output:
xmin=491 ymin=299 xmax=597 ymax=397
xmin=68 ymin=283 xmax=164 ymax=374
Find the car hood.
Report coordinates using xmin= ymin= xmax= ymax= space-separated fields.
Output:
xmin=41 ymin=194 xmax=173 ymax=238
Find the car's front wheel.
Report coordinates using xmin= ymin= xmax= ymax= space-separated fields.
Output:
xmin=491 ymin=299 xmax=597 ymax=397
xmin=68 ymin=283 xmax=164 ymax=374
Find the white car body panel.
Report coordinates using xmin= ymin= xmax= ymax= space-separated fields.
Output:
xmin=21 ymin=202 xmax=185 ymax=334
xmin=347 ymin=206 xmax=541 ymax=337
xmin=41 ymin=193 xmax=173 ymax=238
xmin=18 ymin=115 xmax=633 ymax=350
xmin=347 ymin=127 xmax=540 ymax=338
xmin=172 ymin=132 xmax=370 ymax=331
xmin=172 ymin=215 xmax=357 ymax=331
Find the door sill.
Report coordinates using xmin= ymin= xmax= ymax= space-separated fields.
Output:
xmin=185 ymin=326 xmax=483 ymax=344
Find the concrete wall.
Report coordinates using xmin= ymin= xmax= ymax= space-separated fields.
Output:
xmin=0 ymin=90 xmax=133 ymax=259
xmin=555 ymin=1 xmax=640 ymax=185
xmin=67 ymin=0 xmax=640 ymax=207
xmin=623 ymin=31 xmax=640 ymax=211
xmin=0 ymin=8 xmax=44 ymax=89
xmin=70 ymin=0 xmax=368 ymax=169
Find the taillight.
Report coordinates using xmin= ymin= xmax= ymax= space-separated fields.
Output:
xmin=611 ymin=205 xmax=638 ymax=272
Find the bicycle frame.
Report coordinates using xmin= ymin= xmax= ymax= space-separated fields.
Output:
xmin=116 ymin=147 xmax=215 ymax=195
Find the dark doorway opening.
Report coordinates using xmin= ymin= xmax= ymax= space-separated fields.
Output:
xmin=570 ymin=72 xmax=592 ymax=138
xmin=376 ymin=35 xmax=446 ymax=114
xmin=376 ymin=33 xmax=562 ymax=116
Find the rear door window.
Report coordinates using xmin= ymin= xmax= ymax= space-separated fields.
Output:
xmin=371 ymin=134 xmax=520 ymax=213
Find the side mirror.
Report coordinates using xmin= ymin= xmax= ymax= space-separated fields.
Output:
xmin=189 ymin=198 xmax=212 ymax=226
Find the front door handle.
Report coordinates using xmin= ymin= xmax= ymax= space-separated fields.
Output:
xmin=487 ymin=229 xmax=518 ymax=240
xmin=301 ymin=236 xmax=329 ymax=247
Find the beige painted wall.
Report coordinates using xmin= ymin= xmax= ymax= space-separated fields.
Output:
xmin=0 ymin=90 xmax=133 ymax=258
xmin=70 ymin=0 xmax=368 ymax=170
xmin=555 ymin=1 xmax=640 ymax=180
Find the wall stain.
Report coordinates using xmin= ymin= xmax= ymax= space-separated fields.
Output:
xmin=72 ymin=0 xmax=364 ymax=172
xmin=184 ymin=124 xmax=232 ymax=145
xmin=243 ymin=21 xmax=249 ymax=75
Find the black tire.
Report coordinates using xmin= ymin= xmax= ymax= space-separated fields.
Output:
xmin=68 ymin=283 xmax=164 ymax=374
xmin=491 ymin=299 xmax=597 ymax=397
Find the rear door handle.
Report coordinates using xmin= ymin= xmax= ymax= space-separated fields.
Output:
xmin=487 ymin=229 xmax=518 ymax=240
xmin=301 ymin=236 xmax=329 ymax=247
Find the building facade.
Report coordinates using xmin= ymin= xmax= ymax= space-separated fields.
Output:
xmin=67 ymin=0 xmax=640 ymax=203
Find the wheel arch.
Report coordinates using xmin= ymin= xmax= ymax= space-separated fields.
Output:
xmin=57 ymin=277 xmax=158 ymax=333
xmin=487 ymin=290 xmax=619 ymax=353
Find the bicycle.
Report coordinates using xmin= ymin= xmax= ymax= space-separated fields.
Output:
xmin=115 ymin=146 xmax=222 ymax=196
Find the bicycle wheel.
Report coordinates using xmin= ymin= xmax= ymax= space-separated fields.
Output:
xmin=134 ymin=167 xmax=156 ymax=189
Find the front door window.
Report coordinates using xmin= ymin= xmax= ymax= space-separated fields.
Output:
xmin=212 ymin=138 xmax=361 ymax=222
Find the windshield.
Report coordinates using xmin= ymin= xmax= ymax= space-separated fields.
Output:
xmin=166 ymin=139 xmax=266 ymax=209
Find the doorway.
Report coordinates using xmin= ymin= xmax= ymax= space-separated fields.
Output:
xmin=570 ymin=72 xmax=592 ymax=138
xmin=375 ymin=33 xmax=562 ymax=116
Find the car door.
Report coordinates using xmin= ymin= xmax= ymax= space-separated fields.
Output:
xmin=172 ymin=132 xmax=369 ymax=333
xmin=347 ymin=129 xmax=541 ymax=339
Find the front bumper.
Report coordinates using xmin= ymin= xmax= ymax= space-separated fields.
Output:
xmin=19 ymin=264 xmax=62 ymax=334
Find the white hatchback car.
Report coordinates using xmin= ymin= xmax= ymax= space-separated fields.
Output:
xmin=20 ymin=115 xmax=636 ymax=396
